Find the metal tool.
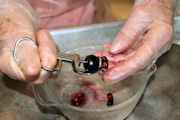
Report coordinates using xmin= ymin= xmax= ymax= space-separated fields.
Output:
xmin=41 ymin=52 xmax=91 ymax=74
xmin=13 ymin=37 xmax=108 ymax=75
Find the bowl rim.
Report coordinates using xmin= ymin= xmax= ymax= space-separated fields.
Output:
xmin=33 ymin=64 xmax=157 ymax=112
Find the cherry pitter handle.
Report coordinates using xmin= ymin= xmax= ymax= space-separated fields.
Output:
xmin=13 ymin=37 xmax=108 ymax=75
xmin=42 ymin=52 xmax=109 ymax=75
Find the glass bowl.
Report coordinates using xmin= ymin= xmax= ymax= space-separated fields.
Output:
xmin=32 ymin=45 xmax=156 ymax=120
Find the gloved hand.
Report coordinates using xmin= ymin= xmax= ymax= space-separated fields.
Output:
xmin=0 ymin=0 xmax=58 ymax=83
xmin=95 ymin=0 xmax=175 ymax=83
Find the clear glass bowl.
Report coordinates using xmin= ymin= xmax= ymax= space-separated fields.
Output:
xmin=33 ymin=45 xmax=156 ymax=120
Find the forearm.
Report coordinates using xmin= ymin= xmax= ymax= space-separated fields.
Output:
xmin=134 ymin=0 xmax=175 ymax=12
xmin=135 ymin=0 xmax=175 ymax=5
xmin=0 ymin=0 xmax=40 ymax=32
xmin=132 ymin=0 xmax=175 ymax=26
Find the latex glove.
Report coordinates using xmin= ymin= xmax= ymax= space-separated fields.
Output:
xmin=0 ymin=0 xmax=58 ymax=83
xmin=95 ymin=0 xmax=174 ymax=83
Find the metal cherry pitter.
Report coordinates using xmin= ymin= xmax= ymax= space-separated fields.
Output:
xmin=13 ymin=37 xmax=108 ymax=75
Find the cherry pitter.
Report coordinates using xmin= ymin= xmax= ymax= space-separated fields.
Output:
xmin=42 ymin=52 xmax=108 ymax=75
xmin=13 ymin=37 xmax=108 ymax=75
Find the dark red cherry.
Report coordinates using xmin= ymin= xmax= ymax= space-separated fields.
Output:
xmin=107 ymin=93 xmax=113 ymax=106
xmin=101 ymin=56 xmax=108 ymax=69
xmin=83 ymin=55 xmax=108 ymax=74
xmin=84 ymin=55 xmax=100 ymax=73
xmin=107 ymin=93 xmax=113 ymax=100
xmin=71 ymin=91 xmax=86 ymax=107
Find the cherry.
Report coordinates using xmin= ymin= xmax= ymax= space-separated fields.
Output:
xmin=84 ymin=55 xmax=99 ymax=73
xmin=71 ymin=91 xmax=86 ymax=107
xmin=107 ymin=93 xmax=113 ymax=106
xmin=83 ymin=55 xmax=108 ymax=73
xmin=107 ymin=93 xmax=113 ymax=100
xmin=101 ymin=56 xmax=108 ymax=69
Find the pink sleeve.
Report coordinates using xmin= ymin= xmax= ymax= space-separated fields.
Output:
xmin=27 ymin=0 xmax=95 ymax=29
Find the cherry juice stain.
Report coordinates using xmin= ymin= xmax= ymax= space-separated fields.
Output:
xmin=81 ymin=82 xmax=106 ymax=102
xmin=70 ymin=82 xmax=106 ymax=107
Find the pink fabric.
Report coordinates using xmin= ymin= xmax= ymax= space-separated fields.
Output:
xmin=27 ymin=0 xmax=95 ymax=29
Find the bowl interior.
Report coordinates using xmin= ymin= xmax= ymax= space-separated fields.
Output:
xmin=33 ymin=45 xmax=153 ymax=110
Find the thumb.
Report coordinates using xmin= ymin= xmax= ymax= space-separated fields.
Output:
xmin=0 ymin=37 xmax=41 ymax=81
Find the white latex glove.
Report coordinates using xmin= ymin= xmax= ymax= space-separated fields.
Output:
xmin=95 ymin=0 xmax=175 ymax=83
xmin=0 ymin=0 xmax=58 ymax=83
